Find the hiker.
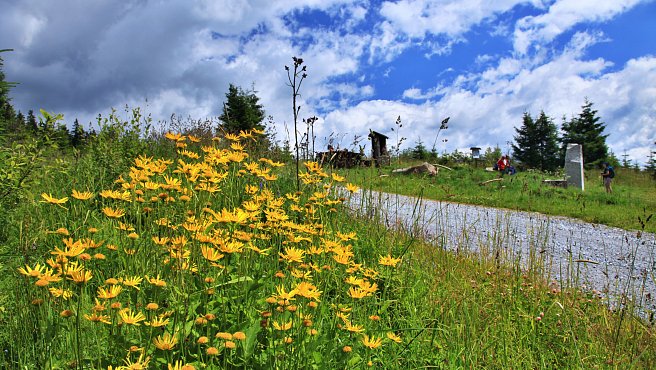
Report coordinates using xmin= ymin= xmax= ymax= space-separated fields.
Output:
xmin=496 ymin=155 xmax=509 ymax=174
xmin=601 ymin=162 xmax=614 ymax=193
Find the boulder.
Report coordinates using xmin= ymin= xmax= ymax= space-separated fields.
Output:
xmin=391 ymin=162 xmax=438 ymax=176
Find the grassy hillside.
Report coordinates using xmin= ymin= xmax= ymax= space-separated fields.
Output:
xmin=338 ymin=160 xmax=656 ymax=233
xmin=0 ymin=126 xmax=654 ymax=369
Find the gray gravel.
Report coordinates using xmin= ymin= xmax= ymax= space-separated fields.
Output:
xmin=345 ymin=189 xmax=656 ymax=317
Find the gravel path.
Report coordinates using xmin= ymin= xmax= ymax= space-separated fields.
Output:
xmin=345 ymin=189 xmax=656 ymax=316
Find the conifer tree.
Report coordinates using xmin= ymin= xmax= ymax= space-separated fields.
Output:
xmin=560 ymin=99 xmax=608 ymax=168
xmin=27 ymin=110 xmax=38 ymax=133
xmin=218 ymin=84 xmax=266 ymax=135
xmin=71 ymin=119 xmax=87 ymax=148
xmin=512 ymin=111 xmax=560 ymax=171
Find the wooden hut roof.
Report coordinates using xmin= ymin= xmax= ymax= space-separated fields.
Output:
xmin=368 ymin=130 xmax=389 ymax=139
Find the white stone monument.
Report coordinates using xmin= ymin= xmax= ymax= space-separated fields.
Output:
xmin=564 ymin=143 xmax=584 ymax=190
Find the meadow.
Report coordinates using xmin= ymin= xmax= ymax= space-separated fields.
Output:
xmin=337 ymin=159 xmax=656 ymax=233
xmin=1 ymin=117 xmax=655 ymax=369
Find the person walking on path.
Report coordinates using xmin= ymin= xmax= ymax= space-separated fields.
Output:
xmin=601 ymin=162 xmax=614 ymax=194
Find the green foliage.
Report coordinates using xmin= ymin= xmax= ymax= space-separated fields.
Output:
xmin=512 ymin=111 xmax=560 ymax=172
xmin=0 ymin=139 xmax=44 ymax=213
xmin=0 ymin=124 xmax=655 ymax=368
xmin=561 ymin=99 xmax=609 ymax=169
xmin=86 ymin=106 xmax=153 ymax=186
xmin=0 ymin=49 xmax=17 ymax=120
xmin=341 ymin=161 xmax=656 ymax=233
xmin=482 ymin=145 xmax=502 ymax=164
xmin=646 ymin=151 xmax=656 ymax=180
xmin=410 ymin=139 xmax=429 ymax=160
xmin=219 ymin=84 xmax=266 ymax=135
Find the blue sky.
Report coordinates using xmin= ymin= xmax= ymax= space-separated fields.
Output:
xmin=1 ymin=0 xmax=655 ymax=165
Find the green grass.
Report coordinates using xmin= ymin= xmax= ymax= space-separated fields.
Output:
xmin=338 ymin=160 xmax=656 ymax=233
xmin=0 ymin=127 xmax=654 ymax=369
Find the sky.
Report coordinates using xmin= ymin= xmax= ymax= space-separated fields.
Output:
xmin=1 ymin=0 xmax=655 ymax=165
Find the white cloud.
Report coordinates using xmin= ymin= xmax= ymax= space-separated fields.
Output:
xmin=513 ymin=0 xmax=646 ymax=54
xmin=380 ymin=0 xmax=544 ymax=38
xmin=330 ymin=41 xmax=655 ymax=164
xmin=2 ymin=0 xmax=653 ymax=165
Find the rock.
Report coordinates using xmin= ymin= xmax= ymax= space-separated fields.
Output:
xmin=391 ymin=162 xmax=438 ymax=176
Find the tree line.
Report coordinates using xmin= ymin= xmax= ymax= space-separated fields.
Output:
xmin=512 ymin=99 xmax=614 ymax=172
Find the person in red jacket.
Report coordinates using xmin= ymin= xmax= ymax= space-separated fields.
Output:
xmin=496 ymin=155 xmax=508 ymax=173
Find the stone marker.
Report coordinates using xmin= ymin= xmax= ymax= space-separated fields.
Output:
xmin=564 ymin=143 xmax=584 ymax=190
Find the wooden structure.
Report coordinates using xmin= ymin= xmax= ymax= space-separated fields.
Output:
xmin=368 ymin=130 xmax=390 ymax=167
xmin=316 ymin=149 xmax=363 ymax=168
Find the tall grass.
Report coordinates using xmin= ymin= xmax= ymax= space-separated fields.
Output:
xmin=0 ymin=125 xmax=654 ymax=369
xmin=339 ymin=160 xmax=656 ymax=233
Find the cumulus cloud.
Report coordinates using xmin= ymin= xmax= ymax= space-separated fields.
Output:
xmin=1 ymin=0 xmax=653 ymax=165
xmin=380 ymin=0 xmax=543 ymax=38
xmin=513 ymin=0 xmax=646 ymax=54
xmin=326 ymin=45 xmax=655 ymax=165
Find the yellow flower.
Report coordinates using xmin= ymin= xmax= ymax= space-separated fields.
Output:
xmin=386 ymin=332 xmax=402 ymax=343
xmin=279 ymin=247 xmax=305 ymax=264
xmin=216 ymin=332 xmax=233 ymax=340
xmin=120 ymin=352 xmax=151 ymax=369
xmin=273 ymin=320 xmax=293 ymax=331
xmin=84 ymin=312 xmax=111 ymax=324
xmin=348 ymin=287 xmax=371 ymax=299
xmin=379 ymin=254 xmax=402 ymax=267
xmin=358 ymin=280 xmax=378 ymax=294
xmin=122 ymin=276 xmax=143 ymax=290
xmin=97 ymin=285 xmax=123 ymax=299
xmin=54 ymin=227 xmax=70 ymax=235
xmin=344 ymin=322 xmax=365 ymax=333
xmin=40 ymin=193 xmax=68 ymax=205
xmin=201 ymin=245 xmax=224 ymax=262
xmin=68 ymin=269 xmax=93 ymax=284
xmin=164 ymin=132 xmax=185 ymax=142
xmin=361 ymin=334 xmax=383 ymax=349
xmin=18 ymin=263 xmax=46 ymax=277
xmin=145 ymin=316 xmax=170 ymax=328
xmin=224 ymin=341 xmax=236 ymax=349
xmin=224 ymin=133 xmax=241 ymax=142
xmin=36 ymin=267 xmax=62 ymax=283
xmin=168 ymin=360 xmax=195 ymax=370
xmin=331 ymin=173 xmax=346 ymax=182
xmin=233 ymin=332 xmax=246 ymax=341
xmin=119 ymin=308 xmax=146 ymax=326
xmin=152 ymin=236 xmax=169 ymax=245
xmin=345 ymin=183 xmax=359 ymax=193
xmin=102 ymin=207 xmax=125 ymax=218
xmin=127 ymin=232 xmax=139 ymax=240
xmin=206 ymin=346 xmax=219 ymax=356
xmin=153 ymin=332 xmax=178 ymax=350
xmin=49 ymin=287 xmax=73 ymax=300
xmin=274 ymin=285 xmax=297 ymax=301
xmin=146 ymin=275 xmax=167 ymax=287
xmin=295 ymin=281 xmax=322 ymax=301
xmin=71 ymin=189 xmax=93 ymax=200
xmin=197 ymin=336 xmax=209 ymax=344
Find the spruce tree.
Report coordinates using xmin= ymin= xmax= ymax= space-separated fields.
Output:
xmin=512 ymin=111 xmax=560 ymax=171
xmin=218 ymin=84 xmax=266 ymax=135
xmin=27 ymin=110 xmax=38 ymax=133
xmin=512 ymin=113 xmax=538 ymax=168
xmin=560 ymin=99 xmax=609 ymax=168
xmin=71 ymin=119 xmax=87 ymax=148
xmin=411 ymin=139 xmax=428 ymax=160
